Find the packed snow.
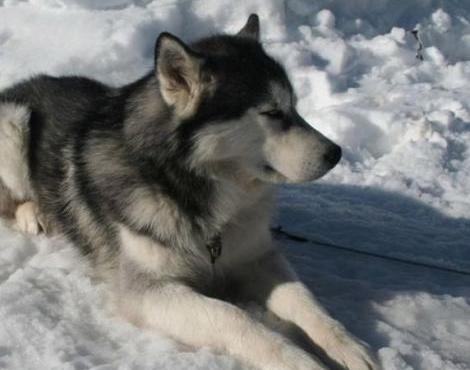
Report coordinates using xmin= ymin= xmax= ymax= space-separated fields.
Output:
xmin=1 ymin=0 xmax=470 ymax=369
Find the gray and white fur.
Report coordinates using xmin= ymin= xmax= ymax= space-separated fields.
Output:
xmin=0 ymin=14 xmax=380 ymax=370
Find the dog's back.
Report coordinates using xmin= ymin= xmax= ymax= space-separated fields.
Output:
xmin=1 ymin=75 xmax=110 ymax=130
xmin=0 ymin=75 xmax=111 ymax=231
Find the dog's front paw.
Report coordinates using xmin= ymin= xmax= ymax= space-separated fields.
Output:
xmin=322 ymin=326 xmax=381 ymax=370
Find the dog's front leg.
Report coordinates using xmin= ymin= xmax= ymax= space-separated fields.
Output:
xmin=242 ymin=251 xmax=380 ymax=370
xmin=123 ymin=282 xmax=328 ymax=370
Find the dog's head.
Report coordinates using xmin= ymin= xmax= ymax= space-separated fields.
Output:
xmin=154 ymin=14 xmax=341 ymax=184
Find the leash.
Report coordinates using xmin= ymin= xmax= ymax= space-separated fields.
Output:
xmin=272 ymin=225 xmax=470 ymax=277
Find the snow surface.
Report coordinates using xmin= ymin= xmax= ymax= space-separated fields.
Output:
xmin=1 ymin=0 xmax=470 ymax=369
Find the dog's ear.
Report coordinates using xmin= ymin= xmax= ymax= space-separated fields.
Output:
xmin=155 ymin=32 xmax=204 ymax=117
xmin=237 ymin=14 xmax=260 ymax=41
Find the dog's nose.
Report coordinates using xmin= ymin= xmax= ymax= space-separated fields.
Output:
xmin=323 ymin=144 xmax=342 ymax=167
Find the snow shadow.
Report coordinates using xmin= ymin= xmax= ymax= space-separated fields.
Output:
xmin=275 ymin=183 xmax=470 ymax=365
xmin=277 ymin=183 xmax=470 ymax=273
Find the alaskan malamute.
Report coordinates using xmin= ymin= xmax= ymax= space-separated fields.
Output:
xmin=0 ymin=14 xmax=379 ymax=370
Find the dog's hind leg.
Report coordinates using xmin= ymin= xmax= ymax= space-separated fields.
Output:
xmin=123 ymin=282 xmax=329 ymax=370
xmin=0 ymin=102 xmax=40 ymax=233
xmin=0 ymin=103 xmax=32 ymax=200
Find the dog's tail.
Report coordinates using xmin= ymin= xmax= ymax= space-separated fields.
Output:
xmin=0 ymin=102 xmax=33 ymax=217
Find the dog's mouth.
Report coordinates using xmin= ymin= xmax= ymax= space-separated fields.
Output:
xmin=263 ymin=164 xmax=276 ymax=173
xmin=257 ymin=163 xmax=289 ymax=183
xmin=259 ymin=161 xmax=336 ymax=184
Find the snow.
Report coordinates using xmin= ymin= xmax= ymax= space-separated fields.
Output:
xmin=1 ymin=1 xmax=470 ymax=369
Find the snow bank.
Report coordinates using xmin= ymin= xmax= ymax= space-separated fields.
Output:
xmin=1 ymin=1 xmax=470 ymax=369
xmin=272 ymin=3 xmax=470 ymax=220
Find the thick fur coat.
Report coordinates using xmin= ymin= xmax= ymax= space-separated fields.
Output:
xmin=0 ymin=14 xmax=379 ymax=370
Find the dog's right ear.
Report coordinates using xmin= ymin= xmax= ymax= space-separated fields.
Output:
xmin=237 ymin=14 xmax=260 ymax=41
xmin=155 ymin=32 xmax=204 ymax=117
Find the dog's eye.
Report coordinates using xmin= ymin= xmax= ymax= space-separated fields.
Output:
xmin=261 ymin=110 xmax=284 ymax=120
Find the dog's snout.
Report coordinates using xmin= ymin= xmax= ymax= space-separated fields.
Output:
xmin=323 ymin=144 xmax=342 ymax=167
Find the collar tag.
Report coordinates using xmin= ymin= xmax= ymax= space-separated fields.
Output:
xmin=207 ymin=235 xmax=222 ymax=265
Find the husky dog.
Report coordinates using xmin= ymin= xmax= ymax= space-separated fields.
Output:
xmin=0 ymin=14 xmax=379 ymax=370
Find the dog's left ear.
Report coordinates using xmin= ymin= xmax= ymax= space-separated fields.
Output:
xmin=155 ymin=32 xmax=204 ymax=117
xmin=237 ymin=14 xmax=260 ymax=41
